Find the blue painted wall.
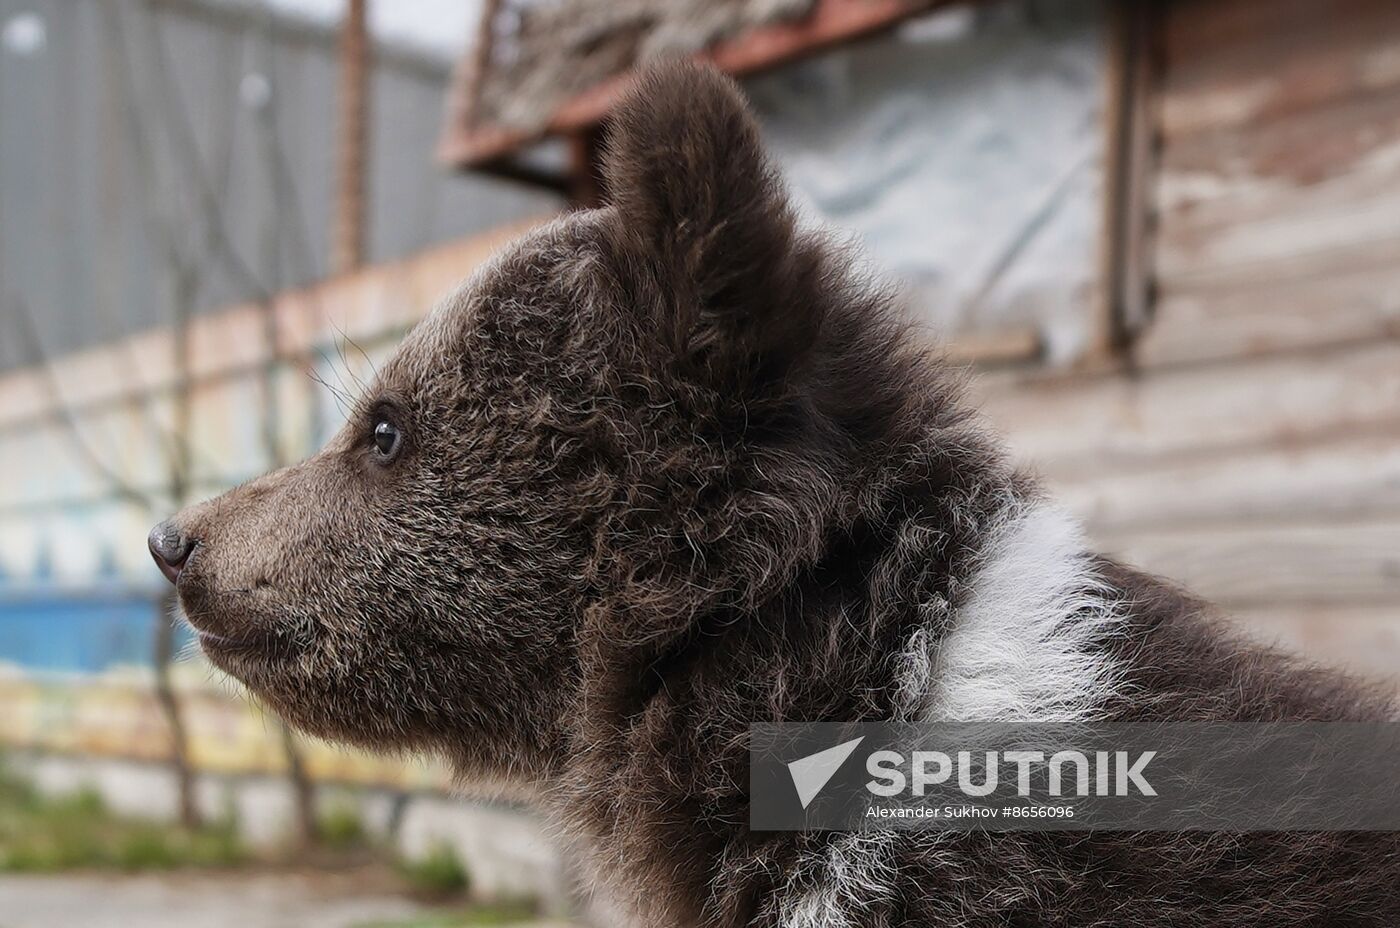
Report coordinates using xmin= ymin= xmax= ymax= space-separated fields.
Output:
xmin=0 ymin=587 xmax=190 ymax=674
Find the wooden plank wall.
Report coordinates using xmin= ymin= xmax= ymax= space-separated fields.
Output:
xmin=975 ymin=0 xmax=1400 ymax=681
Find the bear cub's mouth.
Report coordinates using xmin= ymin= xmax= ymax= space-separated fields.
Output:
xmin=193 ymin=626 xmax=274 ymax=657
xmin=176 ymin=572 xmax=297 ymax=665
xmin=189 ymin=613 xmax=300 ymax=672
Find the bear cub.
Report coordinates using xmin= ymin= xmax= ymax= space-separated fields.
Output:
xmin=151 ymin=62 xmax=1399 ymax=927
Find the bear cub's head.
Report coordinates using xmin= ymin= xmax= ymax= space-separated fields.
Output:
xmin=149 ymin=62 xmax=921 ymax=780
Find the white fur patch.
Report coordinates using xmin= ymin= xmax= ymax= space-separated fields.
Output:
xmin=922 ymin=499 xmax=1125 ymax=722
xmin=772 ymin=502 xmax=1127 ymax=927
xmin=771 ymin=833 xmax=900 ymax=928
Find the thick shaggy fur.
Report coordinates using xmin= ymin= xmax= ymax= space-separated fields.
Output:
xmin=162 ymin=63 xmax=1399 ymax=925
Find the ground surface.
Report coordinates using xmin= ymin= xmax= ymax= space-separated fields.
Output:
xmin=0 ymin=869 xmax=573 ymax=928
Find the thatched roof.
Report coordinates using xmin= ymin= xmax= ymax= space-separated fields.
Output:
xmin=440 ymin=0 xmax=943 ymax=169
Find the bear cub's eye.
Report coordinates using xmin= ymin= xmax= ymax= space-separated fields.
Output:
xmin=371 ymin=420 xmax=402 ymax=460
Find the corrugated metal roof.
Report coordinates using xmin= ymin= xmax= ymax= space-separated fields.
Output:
xmin=0 ymin=0 xmax=561 ymax=372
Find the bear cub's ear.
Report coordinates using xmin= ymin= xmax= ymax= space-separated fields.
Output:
xmin=601 ymin=61 xmax=817 ymax=393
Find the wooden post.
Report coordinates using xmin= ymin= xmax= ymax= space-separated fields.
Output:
xmin=462 ymin=0 xmax=501 ymax=131
xmin=332 ymin=0 xmax=370 ymax=275
xmin=568 ymin=125 xmax=605 ymax=208
xmin=1095 ymin=0 xmax=1161 ymax=365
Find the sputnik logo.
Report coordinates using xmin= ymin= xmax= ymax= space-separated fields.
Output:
xmin=787 ymin=737 xmax=865 ymax=809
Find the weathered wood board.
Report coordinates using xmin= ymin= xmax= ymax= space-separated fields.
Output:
xmin=1053 ymin=432 xmax=1400 ymax=533
xmin=1093 ymin=520 xmax=1400 ymax=608
xmin=974 ymin=0 xmax=1400 ymax=678
xmin=974 ymin=341 xmax=1400 ymax=477
xmin=1226 ymin=605 xmax=1400 ymax=682
xmin=1149 ymin=0 xmax=1400 ymax=370
xmin=1140 ymin=258 xmax=1400 ymax=366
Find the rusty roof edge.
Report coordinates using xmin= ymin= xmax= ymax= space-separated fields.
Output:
xmin=438 ymin=0 xmax=956 ymax=171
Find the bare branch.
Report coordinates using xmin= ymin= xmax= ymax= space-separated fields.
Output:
xmin=8 ymin=295 xmax=160 ymax=511
xmin=139 ymin=0 xmax=274 ymax=304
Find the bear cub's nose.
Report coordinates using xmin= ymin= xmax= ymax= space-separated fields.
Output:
xmin=148 ymin=521 xmax=194 ymax=584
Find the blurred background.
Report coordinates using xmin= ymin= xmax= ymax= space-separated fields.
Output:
xmin=0 ymin=0 xmax=1397 ymax=924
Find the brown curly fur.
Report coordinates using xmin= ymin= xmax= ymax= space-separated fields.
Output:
xmin=159 ymin=62 xmax=1399 ymax=926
